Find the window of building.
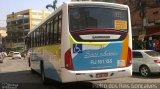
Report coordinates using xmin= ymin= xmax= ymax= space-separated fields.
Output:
xmin=24 ymin=19 xmax=29 ymax=23
xmin=17 ymin=19 xmax=23 ymax=24
xmin=7 ymin=22 xmax=11 ymax=25
xmin=11 ymin=21 xmax=16 ymax=25
xmin=24 ymin=25 xmax=29 ymax=29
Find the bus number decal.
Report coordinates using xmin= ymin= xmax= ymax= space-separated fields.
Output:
xmin=90 ymin=59 xmax=112 ymax=65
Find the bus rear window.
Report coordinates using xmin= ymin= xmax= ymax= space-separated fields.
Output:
xmin=69 ymin=6 xmax=128 ymax=42
xmin=69 ymin=6 xmax=128 ymax=32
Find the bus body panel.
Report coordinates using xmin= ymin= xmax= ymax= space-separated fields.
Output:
xmin=60 ymin=3 xmax=70 ymax=70
xmin=61 ymin=2 xmax=132 ymax=83
xmin=29 ymin=4 xmax=67 ymax=82
xmin=30 ymin=48 xmax=41 ymax=74
xmin=61 ymin=66 xmax=132 ymax=83
xmin=70 ymin=35 xmax=130 ymax=71
xmin=71 ymin=41 xmax=123 ymax=70
xmin=27 ymin=2 xmax=132 ymax=83
xmin=30 ymin=45 xmax=62 ymax=82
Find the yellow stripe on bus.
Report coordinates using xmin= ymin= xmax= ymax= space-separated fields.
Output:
xmin=120 ymin=35 xmax=129 ymax=67
xmin=69 ymin=35 xmax=110 ymax=47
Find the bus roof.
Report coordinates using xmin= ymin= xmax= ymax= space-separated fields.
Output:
xmin=68 ymin=1 xmax=129 ymax=9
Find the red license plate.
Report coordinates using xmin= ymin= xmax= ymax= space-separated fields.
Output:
xmin=96 ymin=73 xmax=108 ymax=78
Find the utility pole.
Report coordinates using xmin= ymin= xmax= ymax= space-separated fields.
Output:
xmin=139 ymin=0 xmax=146 ymax=42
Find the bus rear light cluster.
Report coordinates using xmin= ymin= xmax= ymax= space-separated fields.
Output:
xmin=65 ymin=49 xmax=73 ymax=70
xmin=126 ymin=47 xmax=132 ymax=67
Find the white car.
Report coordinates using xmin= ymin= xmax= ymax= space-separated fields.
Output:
xmin=132 ymin=50 xmax=160 ymax=77
xmin=12 ymin=52 xmax=22 ymax=59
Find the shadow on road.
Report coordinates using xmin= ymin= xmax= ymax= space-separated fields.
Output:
xmin=132 ymin=72 xmax=160 ymax=79
xmin=56 ymin=82 xmax=104 ymax=89
xmin=0 ymin=70 xmax=41 ymax=83
xmin=0 ymin=70 xmax=104 ymax=89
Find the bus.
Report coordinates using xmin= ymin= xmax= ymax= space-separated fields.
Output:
xmin=25 ymin=1 xmax=132 ymax=83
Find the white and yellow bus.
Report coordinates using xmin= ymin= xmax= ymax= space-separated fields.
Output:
xmin=26 ymin=1 xmax=132 ymax=83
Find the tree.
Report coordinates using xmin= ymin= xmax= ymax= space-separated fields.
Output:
xmin=46 ymin=0 xmax=57 ymax=10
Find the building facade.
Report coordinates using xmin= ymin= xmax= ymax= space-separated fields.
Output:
xmin=0 ymin=27 xmax=7 ymax=51
xmin=0 ymin=27 xmax=7 ymax=37
xmin=116 ymin=0 xmax=160 ymax=50
xmin=6 ymin=9 xmax=51 ymax=50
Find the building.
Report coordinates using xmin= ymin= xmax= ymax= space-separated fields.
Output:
xmin=130 ymin=3 xmax=160 ymax=50
xmin=0 ymin=27 xmax=7 ymax=37
xmin=6 ymin=9 xmax=51 ymax=51
xmin=0 ymin=27 xmax=7 ymax=51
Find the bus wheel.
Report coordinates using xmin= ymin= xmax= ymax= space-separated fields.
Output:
xmin=40 ymin=60 xmax=48 ymax=84
xmin=139 ymin=65 xmax=151 ymax=77
xmin=28 ymin=58 xmax=31 ymax=67
xmin=31 ymin=68 xmax=36 ymax=73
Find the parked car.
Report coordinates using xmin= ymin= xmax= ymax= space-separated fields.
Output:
xmin=0 ymin=53 xmax=4 ymax=63
xmin=8 ymin=51 xmax=14 ymax=57
xmin=132 ymin=50 xmax=160 ymax=77
xmin=12 ymin=52 xmax=22 ymax=59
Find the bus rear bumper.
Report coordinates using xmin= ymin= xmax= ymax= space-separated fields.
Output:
xmin=61 ymin=65 xmax=132 ymax=83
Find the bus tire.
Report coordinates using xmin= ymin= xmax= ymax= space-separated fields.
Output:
xmin=31 ymin=68 xmax=36 ymax=74
xmin=40 ymin=60 xmax=48 ymax=84
xmin=139 ymin=65 xmax=151 ymax=77
xmin=28 ymin=58 xmax=31 ymax=67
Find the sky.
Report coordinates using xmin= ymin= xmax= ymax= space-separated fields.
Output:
xmin=0 ymin=0 xmax=70 ymax=27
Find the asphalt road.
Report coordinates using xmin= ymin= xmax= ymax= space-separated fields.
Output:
xmin=1 ymin=57 xmax=160 ymax=89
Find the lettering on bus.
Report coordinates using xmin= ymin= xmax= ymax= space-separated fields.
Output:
xmin=90 ymin=59 xmax=112 ymax=65
xmin=92 ymin=36 xmax=110 ymax=39
xmin=84 ymin=51 xmax=117 ymax=59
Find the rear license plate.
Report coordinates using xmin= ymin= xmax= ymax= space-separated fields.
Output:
xmin=96 ymin=73 xmax=108 ymax=78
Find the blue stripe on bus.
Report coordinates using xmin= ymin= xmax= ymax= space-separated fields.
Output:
xmin=72 ymin=42 xmax=122 ymax=70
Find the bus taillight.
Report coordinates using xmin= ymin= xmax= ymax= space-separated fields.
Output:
xmin=65 ymin=49 xmax=73 ymax=70
xmin=126 ymin=47 xmax=132 ymax=67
